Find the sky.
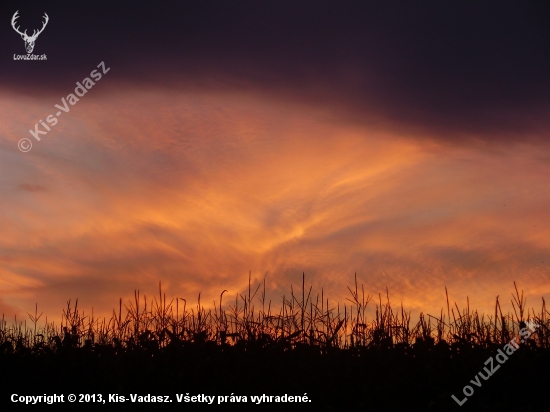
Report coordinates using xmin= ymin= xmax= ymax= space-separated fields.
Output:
xmin=0 ymin=1 xmax=549 ymax=321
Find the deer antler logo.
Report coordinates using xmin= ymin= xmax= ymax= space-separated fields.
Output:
xmin=11 ymin=11 xmax=49 ymax=54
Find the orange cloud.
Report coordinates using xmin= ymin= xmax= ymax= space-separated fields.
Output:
xmin=0 ymin=88 xmax=548 ymax=322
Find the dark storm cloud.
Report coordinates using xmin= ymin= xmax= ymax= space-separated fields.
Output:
xmin=1 ymin=0 xmax=549 ymax=140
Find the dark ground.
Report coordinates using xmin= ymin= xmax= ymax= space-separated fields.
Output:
xmin=1 ymin=339 xmax=549 ymax=412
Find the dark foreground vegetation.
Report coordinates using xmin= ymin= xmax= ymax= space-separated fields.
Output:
xmin=1 ymin=275 xmax=549 ymax=411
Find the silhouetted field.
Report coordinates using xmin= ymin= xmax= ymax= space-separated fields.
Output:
xmin=1 ymin=275 xmax=549 ymax=411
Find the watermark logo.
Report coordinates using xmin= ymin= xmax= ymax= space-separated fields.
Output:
xmin=451 ymin=319 xmax=539 ymax=406
xmin=11 ymin=10 xmax=48 ymax=60
xmin=18 ymin=61 xmax=110 ymax=152
xmin=18 ymin=138 xmax=33 ymax=153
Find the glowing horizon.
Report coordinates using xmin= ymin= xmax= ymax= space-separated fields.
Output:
xmin=1 ymin=86 xmax=549 ymax=322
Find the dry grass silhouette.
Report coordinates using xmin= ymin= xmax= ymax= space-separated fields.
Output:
xmin=1 ymin=275 xmax=549 ymax=412
xmin=1 ymin=275 xmax=548 ymax=354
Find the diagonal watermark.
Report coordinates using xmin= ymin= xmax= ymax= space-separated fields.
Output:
xmin=19 ymin=61 xmax=110 ymax=152
xmin=451 ymin=319 xmax=539 ymax=406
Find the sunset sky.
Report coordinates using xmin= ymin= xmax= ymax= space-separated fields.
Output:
xmin=1 ymin=1 xmax=549 ymax=321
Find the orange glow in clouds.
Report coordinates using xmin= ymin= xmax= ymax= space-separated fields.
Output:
xmin=0 ymin=88 xmax=549 ymax=321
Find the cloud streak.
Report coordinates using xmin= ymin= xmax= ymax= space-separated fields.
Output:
xmin=1 ymin=87 xmax=548 ymax=320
